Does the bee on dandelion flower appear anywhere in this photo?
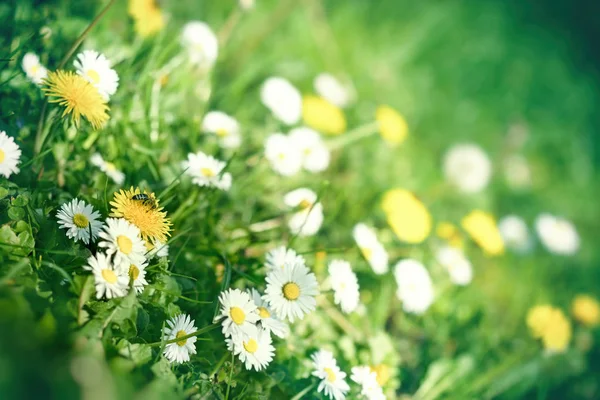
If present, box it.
[393,259,434,315]
[284,188,324,237]
[261,77,302,125]
[328,260,360,314]
[182,151,232,191]
[84,252,129,300]
[265,246,305,271]
[202,111,241,149]
[216,288,260,339]
[0,131,22,179]
[22,52,48,85]
[90,153,125,185]
[314,73,351,108]
[56,198,102,244]
[74,50,119,100]
[535,213,579,256]
[264,133,303,176]
[98,218,147,268]
[289,127,330,173]
[352,223,389,275]
[250,288,289,338]
[226,324,275,371]
[443,143,492,194]
[162,314,198,364]
[311,349,350,400]
[181,21,218,68]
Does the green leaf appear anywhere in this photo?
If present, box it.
[8,206,25,220]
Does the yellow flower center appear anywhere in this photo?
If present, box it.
[117,235,133,255]
[299,199,312,210]
[243,339,258,354]
[324,367,336,382]
[258,307,270,318]
[371,364,391,387]
[30,64,40,75]
[282,282,300,300]
[0,149,5,164]
[72,213,89,228]
[175,330,188,346]
[215,128,229,137]
[129,265,140,281]
[201,167,215,177]
[101,269,117,284]
[86,69,101,84]
[104,161,116,172]
[361,247,373,260]
[277,152,286,160]
[230,306,246,325]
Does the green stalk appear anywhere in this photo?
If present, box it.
[147,322,219,347]
[327,121,380,151]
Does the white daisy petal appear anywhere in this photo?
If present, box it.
[328,260,360,314]
[352,223,389,274]
[74,50,119,100]
[261,77,302,125]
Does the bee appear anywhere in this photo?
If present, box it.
[131,193,158,209]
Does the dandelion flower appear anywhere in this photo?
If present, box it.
[265,246,305,271]
[284,188,324,237]
[216,288,260,339]
[535,213,579,255]
[264,133,303,176]
[435,221,464,249]
[328,260,360,314]
[352,223,389,274]
[181,21,219,68]
[311,349,350,400]
[263,258,319,322]
[435,246,473,286]
[382,189,431,244]
[351,366,385,400]
[126,260,149,294]
[56,198,102,244]
[226,325,275,371]
[162,314,198,364]
[182,151,232,191]
[0,131,22,179]
[98,217,146,268]
[74,50,119,100]
[526,305,571,353]
[393,259,434,314]
[110,187,171,243]
[443,143,492,194]
[84,252,129,300]
[302,95,346,135]
[90,153,125,184]
[261,77,302,125]
[22,52,47,85]
[128,0,165,37]
[314,73,351,108]
[376,105,408,145]
[572,295,600,327]
[461,210,504,256]
[202,111,241,149]
[289,127,330,173]
[498,215,531,253]
[43,70,109,129]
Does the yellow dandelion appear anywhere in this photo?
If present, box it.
[382,189,431,244]
[302,95,347,135]
[435,221,464,249]
[110,187,171,242]
[376,105,408,145]
[43,70,109,129]
[128,0,165,37]
[461,210,504,256]
[527,305,571,352]
[572,295,600,327]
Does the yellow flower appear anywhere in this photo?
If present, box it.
[302,95,346,135]
[110,187,171,242]
[527,305,571,352]
[371,364,391,387]
[128,0,165,37]
[43,70,109,129]
[461,210,504,256]
[383,189,431,244]
[572,295,600,327]
[435,221,464,249]
[376,105,408,145]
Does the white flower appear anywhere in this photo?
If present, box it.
[498,215,531,253]
[263,258,319,322]
[0,131,21,179]
[261,77,302,125]
[328,260,360,314]
[249,289,289,338]
[226,324,275,371]
[352,223,389,275]
[535,213,580,255]
[162,314,198,364]
[393,259,434,314]
[264,133,303,176]
[202,111,241,149]
[98,218,147,268]
[265,246,305,271]
[182,151,232,191]
[90,153,125,184]
[239,0,255,10]
[148,238,169,259]
[84,252,129,300]
[289,127,330,173]
[350,366,385,400]
[284,188,324,237]
[181,21,218,67]
[314,73,350,108]
[22,52,47,85]
[74,50,119,100]
[435,246,473,286]
[311,350,350,400]
[124,260,149,294]
[56,198,103,244]
[443,143,492,193]
[216,288,260,339]
[503,154,531,190]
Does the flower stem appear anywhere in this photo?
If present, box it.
[290,382,316,400]
[327,121,380,151]
[147,322,220,347]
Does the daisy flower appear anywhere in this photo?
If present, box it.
[181,21,218,68]
[264,133,303,176]
[216,288,260,339]
[43,70,109,129]
[110,187,171,243]
[250,288,289,338]
[263,258,319,322]
[261,77,302,125]
[182,151,232,191]
[125,260,149,294]
[98,218,147,268]
[302,95,346,135]
[265,246,305,271]
[352,223,389,274]
[162,314,198,364]
[498,215,531,253]
[84,252,129,300]
[289,127,330,173]
[376,105,409,145]
[443,143,492,194]
[74,50,119,100]
[202,111,241,149]
[311,349,350,400]
[393,259,434,314]
[239,0,255,10]
[0,131,22,179]
[22,52,48,85]
[128,0,165,37]
[284,188,324,237]
[314,73,351,108]
[435,246,473,286]
[328,260,360,314]
[535,213,579,255]
[56,198,102,244]
[90,153,125,184]
[350,366,386,400]
[226,325,275,371]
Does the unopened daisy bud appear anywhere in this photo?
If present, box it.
[162,314,198,364]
